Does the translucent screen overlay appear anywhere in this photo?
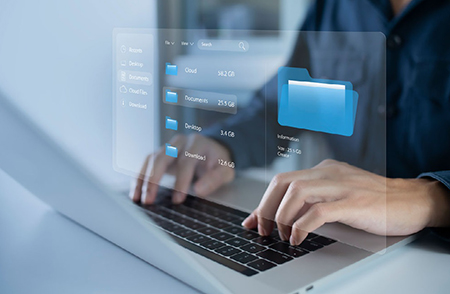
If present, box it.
[113,29,387,254]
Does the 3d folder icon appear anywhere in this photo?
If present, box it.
[165,90,178,103]
[165,143,178,158]
[165,63,178,75]
[278,67,359,137]
[165,116,178,131]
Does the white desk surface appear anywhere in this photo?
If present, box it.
[1,169,450,294]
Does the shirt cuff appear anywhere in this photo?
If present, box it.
[418,170,450,190]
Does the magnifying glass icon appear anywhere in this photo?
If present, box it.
[238,41,246,51]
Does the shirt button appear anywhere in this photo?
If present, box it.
[387,34,402,49]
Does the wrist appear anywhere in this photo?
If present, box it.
[423,179,450,228]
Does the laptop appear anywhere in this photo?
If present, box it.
[0,95,417,294]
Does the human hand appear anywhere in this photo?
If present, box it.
[242,159,450,246]
[132,134,235,204]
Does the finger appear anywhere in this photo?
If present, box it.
[256,170,326,236]
[290,201,344,246]
[242,211,258,229]
[141,151,177,204]
[142,136,187,204]
[172,156,198,204]
[275,180,348,241]
[193,165,234,197]
[133,155,151,202]
[242,210,274,236]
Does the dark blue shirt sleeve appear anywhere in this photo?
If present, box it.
[419,171,450,191]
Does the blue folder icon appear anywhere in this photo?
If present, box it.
[165,143,178,158]
[165,90,178,103]
[165,63,178,75]
[165,116,178,131]
[278,67,359,137]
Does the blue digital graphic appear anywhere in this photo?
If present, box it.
[165,63,178,75]
[165,143,178,158]
[278,67,359,137]
[165,90,178,103]
[165,116,178,131]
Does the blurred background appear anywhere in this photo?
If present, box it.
[0,0,312,189]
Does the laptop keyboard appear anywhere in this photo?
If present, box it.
[137,188,336,277]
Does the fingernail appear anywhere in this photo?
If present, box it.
[142,191,149,204]
[258,224,267,236]
[241,217,250,227]
[172,192,184,204]
[129,180,137,199]
[290,235,298,246]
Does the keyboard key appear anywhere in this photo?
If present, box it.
[209,220,230,229]
[171,234,257,276]
[299,240,323,252]
[188,201,207,212]
[240,243,265,254]
[229,219,245,226]
[198,217,216,225]
[211,232,234,242]
[142,205,162,213]
[311,236,336,246]
[256,249,293,264]
[252,236,278,246]
[150,217,164,225]
[186,234,212,244]
[171,205,189,214]
[269,242,308,258]
[201,240,225,250]
[221,214,241,223]
[197,227,220,236]
[161,212,178,221]
[205,208,227,219]
[159,221,183,232]
[170,215,185,223]
[173,228,197,238]
[155,209,172,218]
[223,226,245,235]
[184,211,203,220]
[306,233,319,240]
[215,246,242,257]
[225,237,249,247]
[183,221,206,231]
[231,252,258,264]
[269,230,282,241]
[176,217,196,227]
[237,230,259,240]
[247,259,276,272]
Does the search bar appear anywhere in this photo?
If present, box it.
[197,39,249,52]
